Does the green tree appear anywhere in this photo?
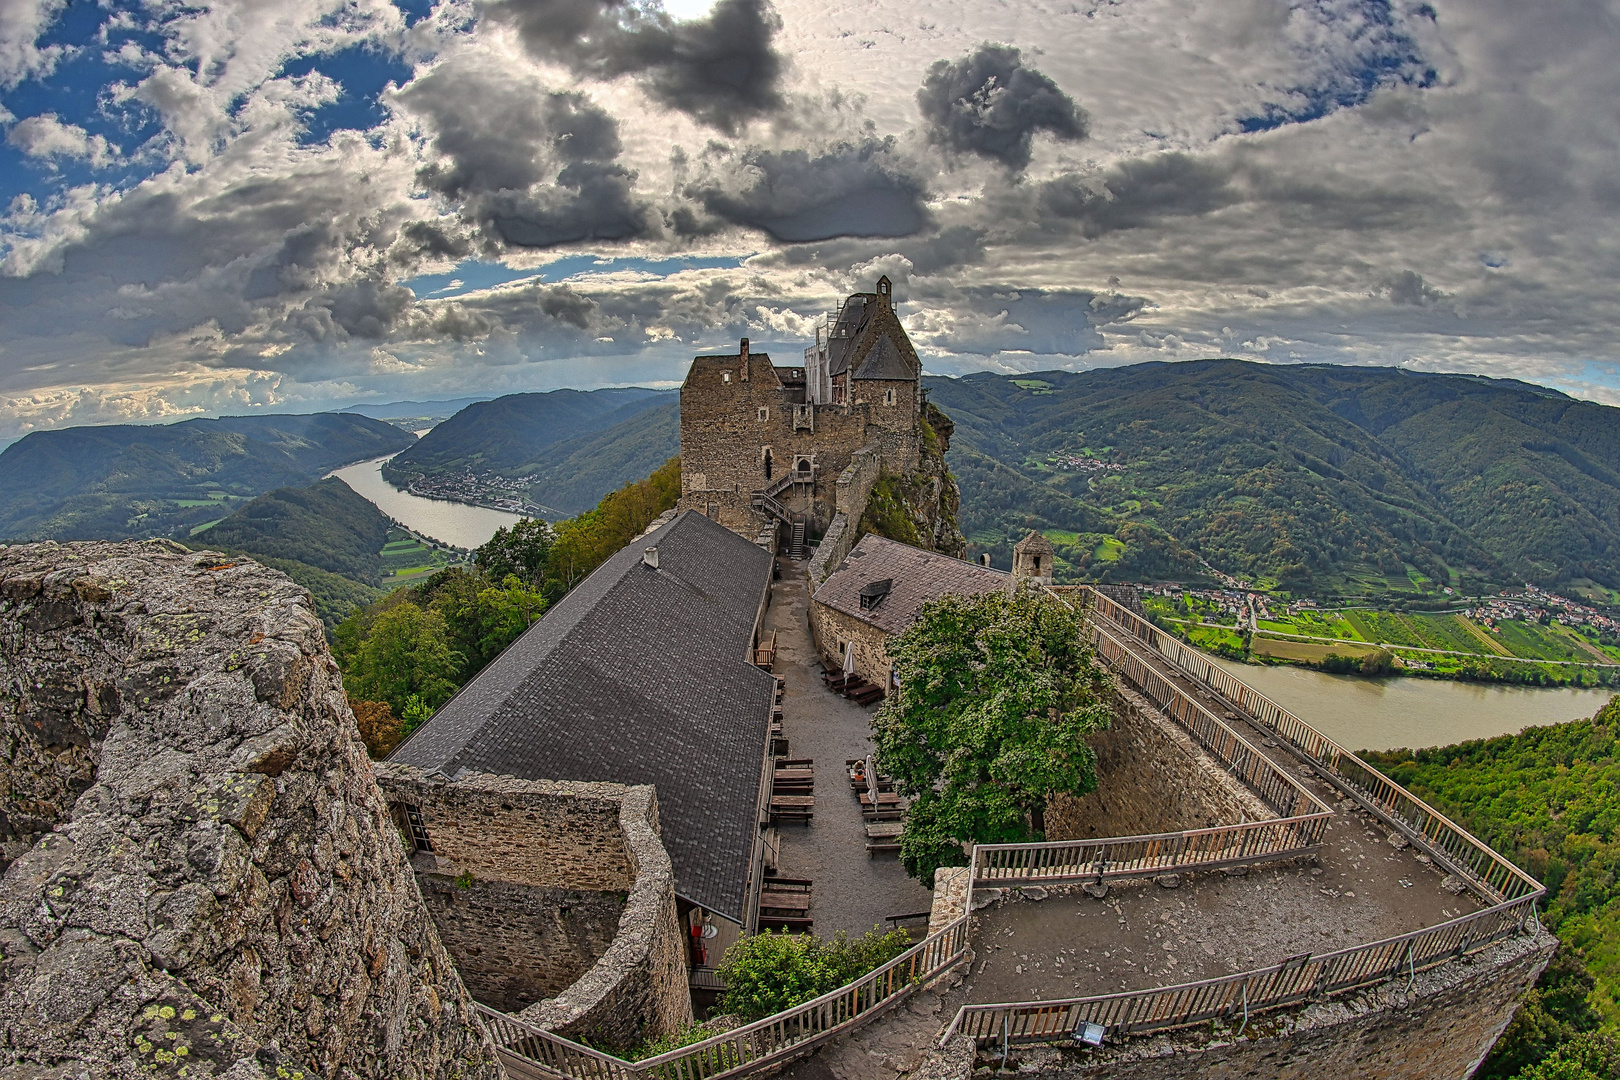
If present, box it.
[1480,949,1604,1079]
[341,602,464,721]
[477,517,555,588]
[873,585,1114,885]
[1513,1032,1620,1080]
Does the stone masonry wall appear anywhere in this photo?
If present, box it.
[836,447,882,517]
[1010,929,1555,1080]
[1046,685,1269,841]
[374,766,692,1053]
[416,876,624,1012]
[0,541,499,1079]
[808,600,893,682]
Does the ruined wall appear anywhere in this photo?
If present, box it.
[1000,930,1555,1080]
[1046,685,1269,841]
[416,876,624,1011]
[0,541,499,1079]
[375,767,692,1053]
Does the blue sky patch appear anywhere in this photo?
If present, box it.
[280,43,414,145]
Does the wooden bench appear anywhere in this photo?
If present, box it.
[758,915,813,934]
[865,819,903,857]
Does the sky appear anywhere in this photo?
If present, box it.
[0,0,1618,440]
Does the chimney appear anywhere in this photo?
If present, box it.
[643,546,659,569]
[739,337,749,380]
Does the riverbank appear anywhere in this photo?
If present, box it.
[1204,651,1615,751]
[327,455,524,550]
[1154,613,1620,689]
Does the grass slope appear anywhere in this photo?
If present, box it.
[0,413,413,542]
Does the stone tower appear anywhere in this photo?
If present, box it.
[1012,530,1055,587]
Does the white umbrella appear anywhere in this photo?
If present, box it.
[842,639,856,677]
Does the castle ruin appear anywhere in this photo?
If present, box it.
[678,277,930,574]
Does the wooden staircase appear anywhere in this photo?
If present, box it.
[788,516,807,559]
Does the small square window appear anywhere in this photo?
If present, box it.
[723,371,732,383]
[757,407,769,421]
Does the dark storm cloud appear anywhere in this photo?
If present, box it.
[683,139,928,242]
[485,0,785,134]
[1383,269,1447,306]
[394,62,652,250]
[1036,151,1240,236]
[917,43,1087,168]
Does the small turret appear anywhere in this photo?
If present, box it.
[1011,530,1055,587]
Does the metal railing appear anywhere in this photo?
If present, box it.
[1080,589,1543,906]
[973,815,1327,886]
[942,890,1540,1047]
[480,912,973,1080]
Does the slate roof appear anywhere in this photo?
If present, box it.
[826,295,871,376]
[391,510,775,922]
[853,334,914,380]
[813,534,1008,636]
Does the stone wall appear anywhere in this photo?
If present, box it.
[0,541,499,1079]
[416,876,625,1012]
[836,446,882,517]
[1000,930,1555,1080]
[1046,685,1269,841]
[374,766,692,1053]
[808,599,892,682]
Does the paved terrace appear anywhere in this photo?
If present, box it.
[766,560,935,937]
[970,610,1485,1002]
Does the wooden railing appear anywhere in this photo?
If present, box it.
[479,912,973,1080]
[1080,589,1543,906]
[942,890,1540,1047]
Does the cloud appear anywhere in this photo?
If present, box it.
[394,60,653,250]
[486,0,786,133]
[5,112,118,167]
[1382,269,1446,307]
[917,43,1087,168]
[682,138,928,242]
[1036,151,1240,237]
[0,0,65,88]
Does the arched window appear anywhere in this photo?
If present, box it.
[763,448,773,481]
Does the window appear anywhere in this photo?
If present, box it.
[757,407,769,421]
[763,448,773,481]
[723,371,732,383]
[884,388,896,406]
[403,805,433,852]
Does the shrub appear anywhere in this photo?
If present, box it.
[718,928,914,1021]
[350,699,403,758]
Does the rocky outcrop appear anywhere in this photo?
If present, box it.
[0,540,499,1079]
[858,401,967,559]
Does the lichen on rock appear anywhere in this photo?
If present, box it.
[0,540,499,1079]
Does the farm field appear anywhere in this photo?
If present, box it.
[380,528,462,580]
[1145,593,1620,686]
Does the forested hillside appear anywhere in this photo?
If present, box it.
[927,362,1620,600]
[202,477,392,584]
[383,387,671,486]
[0,413,413,542]
[516,399,679,516]
[1365,697,1620,1077]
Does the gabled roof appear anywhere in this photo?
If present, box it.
[854,335,913,381]
[813,534,1008,636]
[826,295,872,377]
[391,511,775,922]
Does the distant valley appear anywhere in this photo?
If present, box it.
[0,413,413,543]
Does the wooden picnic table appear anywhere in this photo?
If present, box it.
[864,821,904,839]
[770,795,815,809]
[773,768,813,782]
[758,891,811,913]
[860,791,902,810]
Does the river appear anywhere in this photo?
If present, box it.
[1207,654,1614,752]
[327,454,524,550]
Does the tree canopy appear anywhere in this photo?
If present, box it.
[873,585,1114,884]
